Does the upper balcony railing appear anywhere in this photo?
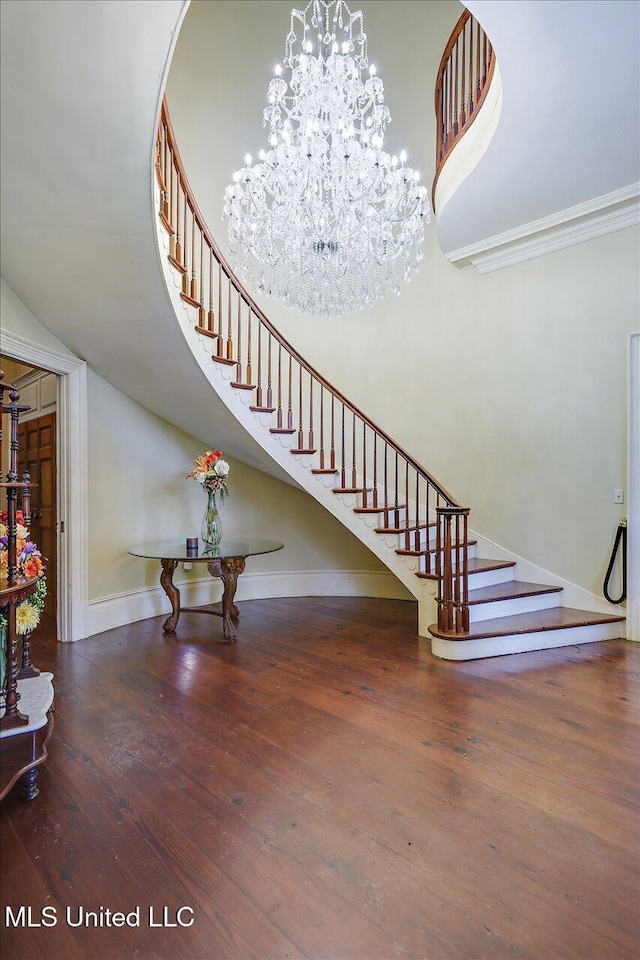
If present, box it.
[433,9,496,209]
[156,99,471,637]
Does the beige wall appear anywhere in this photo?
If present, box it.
[1,278,392,608]
[166,0,638,597]
[88,370,390,600]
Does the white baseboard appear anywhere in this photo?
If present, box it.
[86,568,412,637]
[628,599,639,643]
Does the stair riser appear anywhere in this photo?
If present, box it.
[431,619,624,661]
[420,543,477,572]
[469,591,560,623]
[466,566,515,589]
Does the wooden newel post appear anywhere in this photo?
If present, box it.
[436,506,470,636]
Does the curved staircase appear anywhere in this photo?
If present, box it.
[153,89,624,660]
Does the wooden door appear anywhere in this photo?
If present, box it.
[18,414,56,619]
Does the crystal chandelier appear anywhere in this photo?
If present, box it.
[223,0,430,319]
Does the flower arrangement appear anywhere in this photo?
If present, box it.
[0,509,47,635]
[186,449,230,500]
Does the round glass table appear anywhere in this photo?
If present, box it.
[129,538,284,642]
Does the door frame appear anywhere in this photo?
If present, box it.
[2,330,88,642]
[628,332,640,642]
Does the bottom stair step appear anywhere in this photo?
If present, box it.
[430,606,625,641]
[429,607,625,661]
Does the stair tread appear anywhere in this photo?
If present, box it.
[416,557,516,580]
[376,522,435,534]
[195,325,219,340]
[467,580,563,605]
[354,504,406,514]
[333,487,372,494]
[429,606,625,641]
[180,292,202,309]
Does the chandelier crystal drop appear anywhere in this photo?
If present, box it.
[222,0,431,319]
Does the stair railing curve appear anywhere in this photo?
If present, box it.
[156,97,470,637]
[432,9,496,212]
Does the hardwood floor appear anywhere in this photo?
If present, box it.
[1,598,638,960]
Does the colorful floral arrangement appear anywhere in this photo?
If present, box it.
[0,509,47,635]
[186,449,230,499]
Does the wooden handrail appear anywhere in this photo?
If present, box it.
[156,98,471,637]
[161,102,459,508]
[432,10,496,211]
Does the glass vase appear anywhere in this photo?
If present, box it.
[201,488,223,547]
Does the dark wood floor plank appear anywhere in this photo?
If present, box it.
[239,696,637,957]
[100,648,636,952]
[2,598,638,960]
[0,808,86,960]
[48,728,302,960]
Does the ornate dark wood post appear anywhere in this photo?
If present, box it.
[436,506,470,636]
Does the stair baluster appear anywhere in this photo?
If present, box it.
[157,100,472,639]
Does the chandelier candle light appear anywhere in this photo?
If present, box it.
[223,0,430,319]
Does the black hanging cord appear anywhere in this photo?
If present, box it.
[603,519,627,604]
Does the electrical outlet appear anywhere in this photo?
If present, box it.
[613,489,624,504]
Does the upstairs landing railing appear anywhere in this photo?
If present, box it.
[156,99,470,637]
[433,9,496,209]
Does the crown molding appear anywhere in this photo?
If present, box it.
[445,182,640,274]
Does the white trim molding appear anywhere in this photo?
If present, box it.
[446,182,640,274]
[87,569,411,637]
[1,331,89,642]
[628,332,640,642]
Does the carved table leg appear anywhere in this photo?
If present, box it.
[1,611,28,730]
[18,629,40,680]
[207,557,245,642]
[160,559,180,632]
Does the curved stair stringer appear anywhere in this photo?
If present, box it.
[155,210,626,658]
[154,204,438,629]
[434,59,503,221]
[152,101,625,660]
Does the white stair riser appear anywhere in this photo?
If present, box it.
[469,591,561,623]
[431,620,624,661]
[420,543,477,572]
[466,566,515,589]
[410,530,461,550]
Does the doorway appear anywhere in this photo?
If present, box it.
[1,332,88,643]
[19,413,57,620]
[1,357,58,631]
